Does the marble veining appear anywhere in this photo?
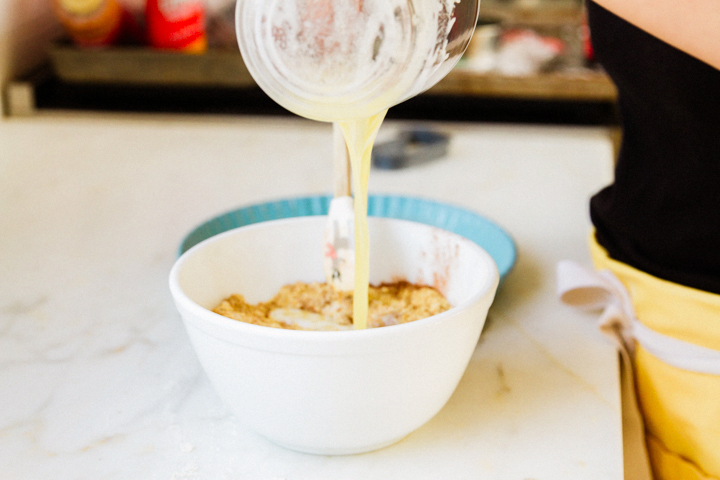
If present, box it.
[1,114,620,479]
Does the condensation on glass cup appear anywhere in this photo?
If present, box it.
[235,0,480,122]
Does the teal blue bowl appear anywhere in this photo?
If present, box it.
[179,194,516,280]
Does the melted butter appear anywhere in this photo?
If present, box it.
[339,110,387,330]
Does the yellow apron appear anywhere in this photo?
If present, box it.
[589,237,720,480]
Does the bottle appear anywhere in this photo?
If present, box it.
[52,0,143,47]
[146,0,207,53]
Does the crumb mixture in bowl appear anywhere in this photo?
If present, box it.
[213,281,452,331]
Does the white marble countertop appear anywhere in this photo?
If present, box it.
[0,112,619,479]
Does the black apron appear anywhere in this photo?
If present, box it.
[587,0,720,294]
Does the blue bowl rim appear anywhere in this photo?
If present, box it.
[178,194,516,279]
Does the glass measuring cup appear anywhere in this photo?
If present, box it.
[235,0,480,122]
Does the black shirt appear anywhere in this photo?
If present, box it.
[587,1,720,294]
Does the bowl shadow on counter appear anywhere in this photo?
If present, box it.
[383,253,585,452]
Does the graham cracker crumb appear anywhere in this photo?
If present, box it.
[212,281,451,331]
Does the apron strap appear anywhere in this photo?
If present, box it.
[557,260,653,480]
[558,260,720,375]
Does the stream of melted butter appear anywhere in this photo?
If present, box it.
[338,110,388,329]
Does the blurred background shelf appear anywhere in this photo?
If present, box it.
[6,0,619,125]
[44,42,616,100]
[430,69,616,101]
[47,44,255,88]
[8,46,617,125]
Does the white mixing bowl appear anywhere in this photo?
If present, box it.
[169,216,499,455]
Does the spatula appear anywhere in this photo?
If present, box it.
[322,123,355,291]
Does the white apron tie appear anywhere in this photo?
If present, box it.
[557,260,720,375]
[557,260,720,480]
[557,260,649,480]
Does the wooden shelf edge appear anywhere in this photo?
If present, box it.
[48,45,255,87]
[430,69,617,101]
